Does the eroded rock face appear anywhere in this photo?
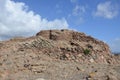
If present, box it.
[0,29,120,80]
[36,29,113,63]
[36,29,110,53]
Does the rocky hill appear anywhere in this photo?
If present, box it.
[0,29,120,80]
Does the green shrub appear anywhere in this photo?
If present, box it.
[84,49,90,55]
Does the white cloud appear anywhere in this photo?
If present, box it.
[73,5,86,16]
[94,1,119,19]
[109,38,120,52]
[68,5,86,25]
[0,0,69,40]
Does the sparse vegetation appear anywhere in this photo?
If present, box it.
[84,49,90,55]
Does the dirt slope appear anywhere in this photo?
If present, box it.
[0,29,120,80]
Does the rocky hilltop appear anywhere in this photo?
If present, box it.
[0,29,120,80]
[36,29,117,64]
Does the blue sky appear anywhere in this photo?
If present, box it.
[0,0,120,52]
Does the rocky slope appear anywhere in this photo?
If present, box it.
[0,29,120,80]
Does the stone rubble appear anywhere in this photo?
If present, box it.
[0,29,120,80]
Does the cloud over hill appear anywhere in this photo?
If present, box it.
[0,0,69,40]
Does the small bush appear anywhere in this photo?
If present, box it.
[84,49,90,55]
